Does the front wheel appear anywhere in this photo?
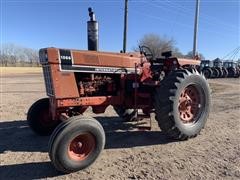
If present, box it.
[154,69,211,140]
[27,98,60,136]
[48,116,105,173]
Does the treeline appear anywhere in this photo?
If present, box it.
[0,43,39,67]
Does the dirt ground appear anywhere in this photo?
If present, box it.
[0,71,239,180]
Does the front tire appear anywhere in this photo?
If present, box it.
[154,69,211,140]
[48,116,105,173]
[27,98,60,136]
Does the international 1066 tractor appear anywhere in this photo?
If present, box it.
[27,8,211,173]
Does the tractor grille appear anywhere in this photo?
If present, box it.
[39,49,48,64]
[42,65,54,96]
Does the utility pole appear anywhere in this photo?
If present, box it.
[123,0,128,53]
[193,0,200,58]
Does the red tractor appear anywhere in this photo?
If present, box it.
[27,9,211,173]
[27,47,211,173]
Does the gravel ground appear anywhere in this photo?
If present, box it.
[0,72,239,180]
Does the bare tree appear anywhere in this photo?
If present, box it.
[9,55,17,66]
[0,54,8,66]
[135,33,184,59]
[0,49,3,66]
[0,43,39,66]
[185,51,205,60]
[24,48,38,66]
[172,47,185,58]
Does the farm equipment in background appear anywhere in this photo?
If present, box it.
[220,47,240,78]
[200,59,240,79]
[237,61,240,73]
[213,58,228,78]
[223,61,240,78]
[200,60,220,78]
[27,8,211,173]
[200,60,212,78]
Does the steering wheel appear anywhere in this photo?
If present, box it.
[139,46,154,61]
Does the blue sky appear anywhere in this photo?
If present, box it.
[1,0,239,59]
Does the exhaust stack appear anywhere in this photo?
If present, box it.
[87,7,98,51]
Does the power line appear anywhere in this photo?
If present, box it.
[229,47,240,61]
[130,7,193,29]
[131,2,238,38]
[222,47,240,60]
[162,0,238,30]
[153,0,238,32]
[146,1,237,34]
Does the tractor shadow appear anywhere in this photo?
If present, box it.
[95,116,176,149]
[0,120,49,153]
[0,117,175,153]
[0,162,61,180]
[0,117,176,179]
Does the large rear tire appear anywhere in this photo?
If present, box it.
[27,98,60,136]
[48,115,105,173]
[211,67,219,78]
[154,69,211,140]
[202,67,212,79]
[234,68,240,78]
[216,67,223,78]
[222,67,228,78]
[227,67,236,77]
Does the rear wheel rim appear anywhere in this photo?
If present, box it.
[178,85,202,124]
[68,133,96,161]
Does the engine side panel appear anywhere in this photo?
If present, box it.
[40,47,200,110]
[45,48,141,72]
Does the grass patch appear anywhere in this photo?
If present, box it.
[0,67,42,75]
